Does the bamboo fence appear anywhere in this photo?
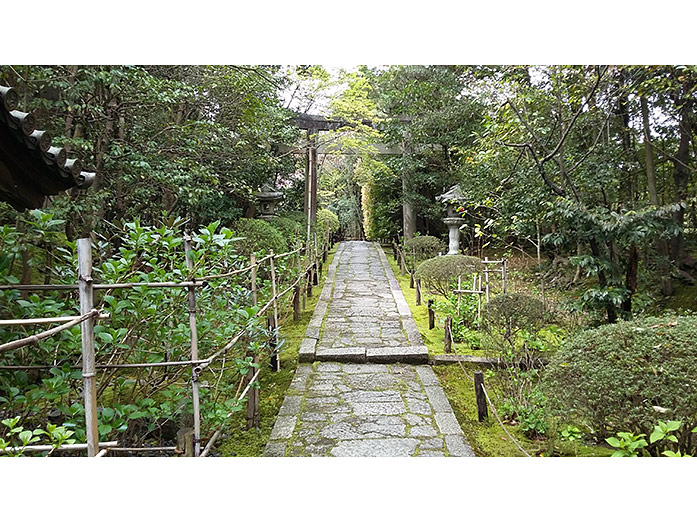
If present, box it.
[0,230,327,458]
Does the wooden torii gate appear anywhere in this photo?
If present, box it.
[289,113,413,242]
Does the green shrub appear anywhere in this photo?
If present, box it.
[542,314,697,449]
[404,235,447,270]
[317,208,340,234]
[414,255,482,298]
[230,218,287,257]
[485,293,546,335]
[270,216,303,244]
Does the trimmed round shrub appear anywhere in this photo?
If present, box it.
[414,255,482,298]
[230,218,287,257]
[404,235,447,269]
[317,208,340,234]
[484,293,546,334]
[542,314,697,443]
[270,216,303,244]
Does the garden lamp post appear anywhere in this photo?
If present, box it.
[256,183,283,220]
[437,185,466,255]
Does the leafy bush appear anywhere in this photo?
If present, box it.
[485,293,546,336]
[270,216,303,245]
[317,208,340,235]
[404,235,447,269]
[542,314,697,452]
[414,255,482,298]
[230,218,287,257]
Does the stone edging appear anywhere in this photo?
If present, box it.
[298,242,344,363]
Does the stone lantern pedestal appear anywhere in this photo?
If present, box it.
[437,185,467,255]
[443,216,466,255]
[256,183,283,220]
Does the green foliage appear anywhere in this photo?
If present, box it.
[230,218,287,257]
[485,293,547,336]
[543,315,697,453]
[404,235,447,269]
[270,216,303,244]
[415,255,482,298]
[605,421,694,457]
[316,208,340,234]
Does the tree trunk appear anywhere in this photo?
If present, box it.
[641,96,673,295]
[670,94,693,263]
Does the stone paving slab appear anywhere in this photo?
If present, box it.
[264,362,475,457]
[299,241,427,363]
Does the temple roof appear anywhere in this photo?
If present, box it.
[0,85,95,211]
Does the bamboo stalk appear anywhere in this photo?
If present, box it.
[0,309,99,353]
[0,313,109,327]
[250,253,258,306]
[77,238,99,458]
[184,235,201,457]
[108,446,177,452]
[0,441,118,455]
[269,251,280,372]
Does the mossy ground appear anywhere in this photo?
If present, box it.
[382,245,612,457]
[217,247,336,456]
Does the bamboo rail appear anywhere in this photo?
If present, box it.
[0,309,100,353]
[1,234,327,458]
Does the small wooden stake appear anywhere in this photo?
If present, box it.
[474,371,488,422]
[293,284,301,321]
[176,427,195,457]
[312,263,319,286]
[184,235,201,457]
[444,316,453,353]
[428,299,435,329]
[268,315,279,372]
[415,278,421,306]
[246,339,259,430]
[77,238,99,457]
[410,271,415,289]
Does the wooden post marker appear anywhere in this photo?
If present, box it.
[444,316,453,353]
[77,238,99,457]
[415,278,421,306]
[176,427,195,457]
[428,299,435,330]
[293,284,301,321]
[474,371,488,422]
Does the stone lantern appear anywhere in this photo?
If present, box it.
[256,183,283,220]
[436,185,467,255]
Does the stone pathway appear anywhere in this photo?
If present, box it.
[265,241,474,457]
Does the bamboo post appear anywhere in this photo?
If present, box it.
[184,235,201,457]
[245,336,259,429]
[428,299,435,329]
[474,371,488,422]
[484,256,490,303]
[269,251,280,372]
[477,274,482,322]
[400,250,406,276]
[444,316,453,353]
[415,278,421,306]
[77,238,99,457]
[298,242,306,309]
[502,259,507,294]
[250,253,258,306]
